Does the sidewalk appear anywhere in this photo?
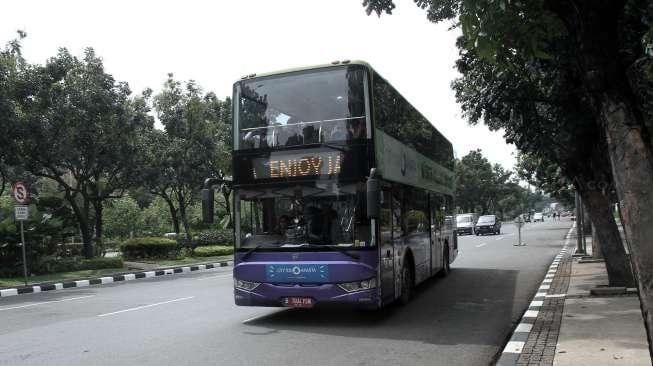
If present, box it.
[554,246,650,365]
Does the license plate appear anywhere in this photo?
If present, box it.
[282,297,314,308]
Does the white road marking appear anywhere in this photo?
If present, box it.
[542,278,553,284]
[534,292,547,298]
[503,341,525,353]
[75,280,90,287]
[0,289,18,297]
[476,243,487,248]
[97,296,195,317]
[495,236,503,241]
[196,274,233,281]
[529,300,544,308]
[545,294,566,298]
[539,284,551,290]
[0,295,95,312]
[523,310,539,318]
[515,323,533,332]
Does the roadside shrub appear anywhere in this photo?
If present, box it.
[32,256,124,275]
[120,237,178,260]
[193,245,233,257]
[194,230,233,247]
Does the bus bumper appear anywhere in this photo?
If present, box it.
[234,284,379,309]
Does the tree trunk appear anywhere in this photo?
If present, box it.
[580,184,634,287]
[162,195,180,234]
[601,95,653,355]
[221,188,232,228]
[178,195,192,241]
[93,201,104,256]
[63,190,94,258]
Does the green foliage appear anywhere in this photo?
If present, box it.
[194,230,233,247]
[104,195,143,240]
[141,196,174,236]
[120,237,178,260]
[32,256,123,275]
[193,245,233,257]
[455,149,547,219]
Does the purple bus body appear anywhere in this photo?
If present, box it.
[233,250,380,309]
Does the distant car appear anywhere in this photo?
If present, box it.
[456,213,477,235]
[533,213,544,222]
[475,215,501,235]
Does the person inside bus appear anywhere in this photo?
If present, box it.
[275,215,291,235]
[347,118,366,140]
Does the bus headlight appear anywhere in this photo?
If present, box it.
[338,278,377,293]
[234,279,261,291]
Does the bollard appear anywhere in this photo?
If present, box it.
[514,215,525,246]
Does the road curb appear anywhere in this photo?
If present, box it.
[496,224,575,366]
[0,260,234,298]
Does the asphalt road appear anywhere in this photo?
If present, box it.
[0,219,572,366]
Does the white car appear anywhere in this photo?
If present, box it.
[533,213,544,222]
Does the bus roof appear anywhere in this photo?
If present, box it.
[238,60,372,81]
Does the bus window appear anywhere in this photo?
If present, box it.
[236,67,366,150]
[406,188,428,235]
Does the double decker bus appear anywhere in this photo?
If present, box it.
[203,61,457,309]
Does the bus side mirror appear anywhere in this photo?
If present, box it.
[366,172,380,219]
[202,188,214,224]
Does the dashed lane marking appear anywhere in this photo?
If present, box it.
[196,274,233,281]
[0,295,95,312]
[97,296,195,317]
[476,243,487,248]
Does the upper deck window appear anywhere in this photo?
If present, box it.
[236,67,367,150]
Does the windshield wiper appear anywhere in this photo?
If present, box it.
[241,245,263,261]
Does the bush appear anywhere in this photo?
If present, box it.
[32,256,124,275]
[194,230,233,247]
[121,237,178,260]
[193,245,233,257]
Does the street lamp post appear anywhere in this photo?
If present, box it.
[575,191,587,255]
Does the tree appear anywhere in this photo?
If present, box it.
[455,149,537,219]
[364,0,653,355]
[13,47,151,257]
[363,0,653,350]
[143,76,230,240]
[103,195,142,240]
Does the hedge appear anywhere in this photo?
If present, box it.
[33,256,124,275]
[194,230,233,247]
[193,245,233,257]
[121,237,178,260]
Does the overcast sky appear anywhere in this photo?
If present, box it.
[2,0,518,170]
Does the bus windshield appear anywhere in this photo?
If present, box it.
[236,183,371,248]
[236,67,367,150]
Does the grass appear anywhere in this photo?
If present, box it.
[130,254,233,267]
[0,267,127,288]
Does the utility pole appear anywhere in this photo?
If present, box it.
[574,191,587,256]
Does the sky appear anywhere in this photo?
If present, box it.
[1,0,518,170]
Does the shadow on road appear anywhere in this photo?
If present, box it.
[244,267,519,348]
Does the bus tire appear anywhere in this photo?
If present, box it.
[439,247,450,277]
[399,263,414,305]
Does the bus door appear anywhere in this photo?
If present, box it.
[379,188,395,304]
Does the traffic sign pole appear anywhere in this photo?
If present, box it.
[20,221,27,286]
[12,182,30,286]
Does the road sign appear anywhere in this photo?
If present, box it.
[14,205,29,221]
[12,182,29,204]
